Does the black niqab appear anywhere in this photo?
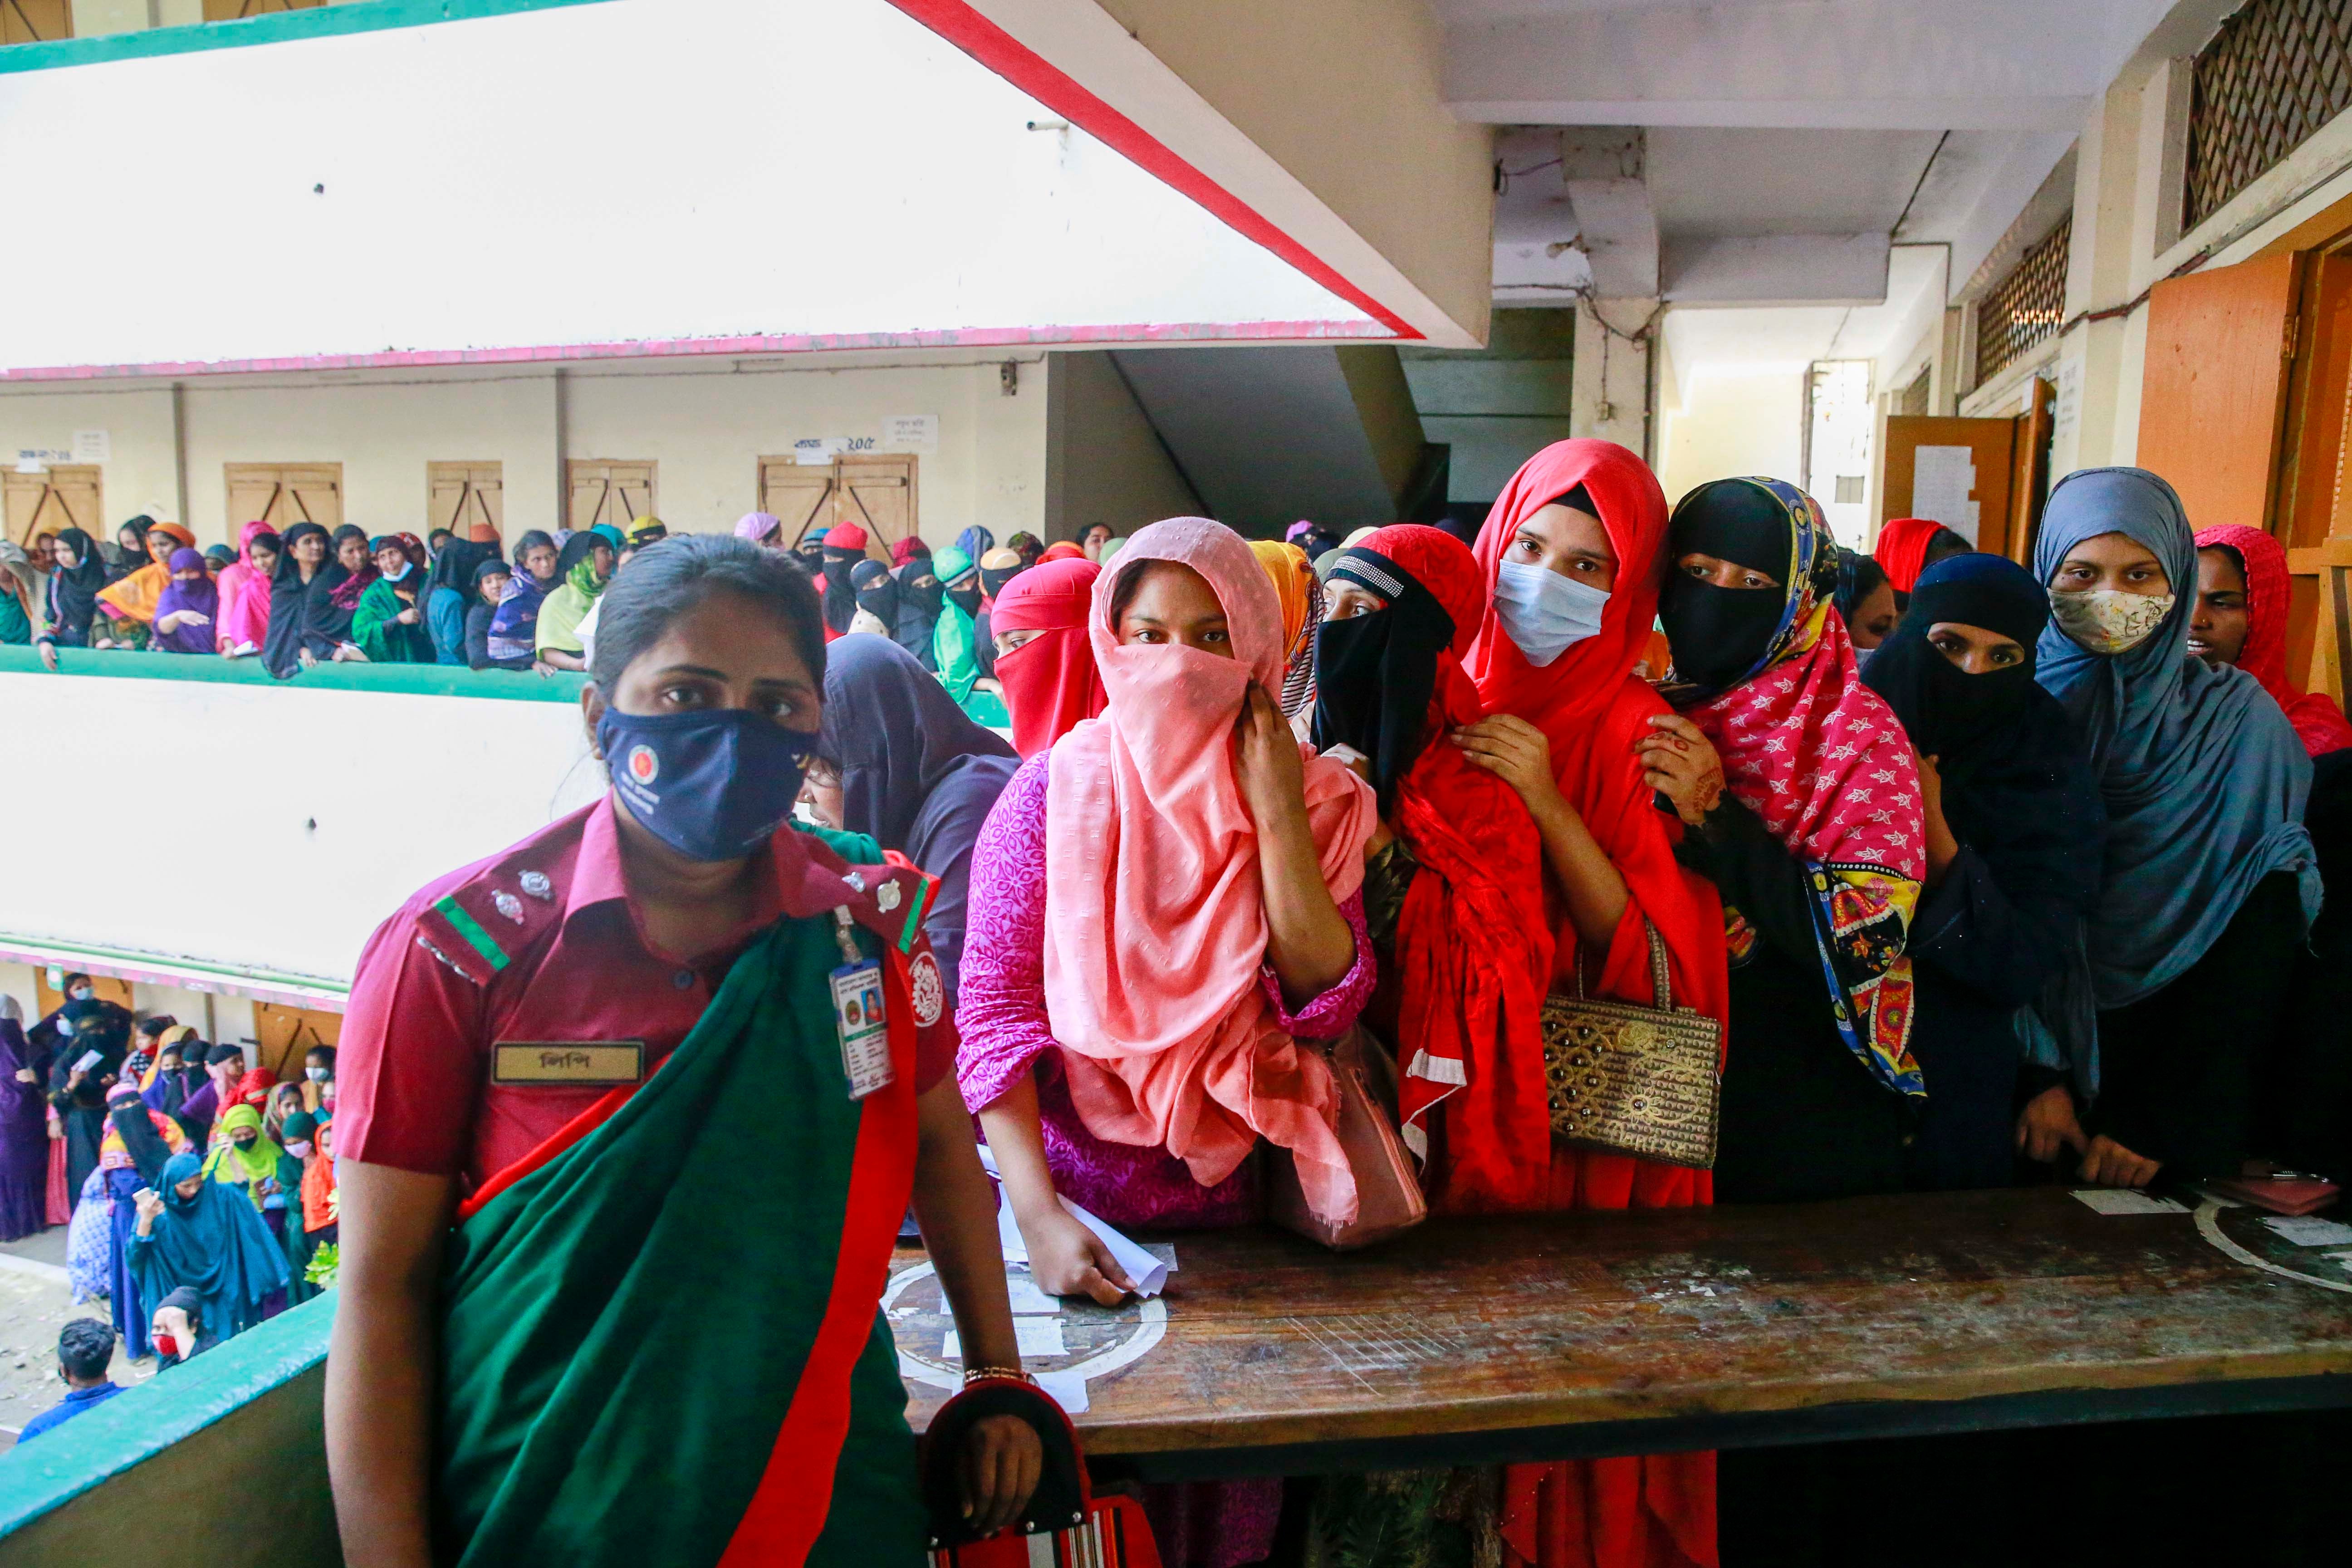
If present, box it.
[1312,546,1458,814]
[823,547,863,633]
[891,560,943,671]
[1660,479,1797,696]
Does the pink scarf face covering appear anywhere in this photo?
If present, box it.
[1041,518,1374,1224]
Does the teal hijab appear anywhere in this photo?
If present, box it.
[2032,467,2318,1006]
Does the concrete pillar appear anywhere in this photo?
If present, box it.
[1574,296,1656,458]
[2053,69,2158,479]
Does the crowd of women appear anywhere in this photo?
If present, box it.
[24,434,2342,1564]
[0,991,341,1373]
[4,511,678,677]
[751,441,2348,1568]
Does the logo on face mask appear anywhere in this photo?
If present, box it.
[2050,587,2172,656]
[597,707,814,862]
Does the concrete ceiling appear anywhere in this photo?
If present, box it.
[1437,0,2234,375]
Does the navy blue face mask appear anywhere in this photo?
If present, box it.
[596,706,816,862]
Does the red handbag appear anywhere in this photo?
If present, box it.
[1264,1025,1429,1251]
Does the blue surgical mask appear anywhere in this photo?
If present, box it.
[1493,559,1610,666]
[596,706,815,862]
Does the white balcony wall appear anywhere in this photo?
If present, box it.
[0,671,603,988]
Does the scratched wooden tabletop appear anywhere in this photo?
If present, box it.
[889,1186,2352,1466]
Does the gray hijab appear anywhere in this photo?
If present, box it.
[2032,467,2318,1008]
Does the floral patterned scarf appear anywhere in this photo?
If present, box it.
[1666,478,1926,1097]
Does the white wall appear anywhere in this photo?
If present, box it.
[0,673,603,985]
[0,354,1047,550]
[182,371,563,543]
[566,358,1046,544]
[0,384,182,527]
[1657,371,1804,507]
[1045,350,1200,540]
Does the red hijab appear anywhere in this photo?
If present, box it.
[1464,439,1729,1212]
[1038,540,1085,564]
[990,558,1106,757]
[1873,515,1943,593]
[890,536,930,568]
[1466,443,1722,1568]
[1340,527,1554,1214]
[2195,524,2352,757]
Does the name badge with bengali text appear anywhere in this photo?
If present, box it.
[492,1042,646,1087]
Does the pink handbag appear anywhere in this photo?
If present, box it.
[1265,1026,1428,1250]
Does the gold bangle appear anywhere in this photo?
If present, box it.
[961,1365,1033,1385]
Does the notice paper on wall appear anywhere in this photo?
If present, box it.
[1911,445,1981,544]
[881,413,939,452]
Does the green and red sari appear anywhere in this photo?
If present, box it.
[434,830,926,1568]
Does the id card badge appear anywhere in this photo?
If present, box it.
[831,960,893,1099]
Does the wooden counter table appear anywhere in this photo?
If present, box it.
[888,1186,2352,1481]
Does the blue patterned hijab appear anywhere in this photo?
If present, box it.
[2032,467,2318,1006]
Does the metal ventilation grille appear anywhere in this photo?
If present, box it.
[1897,368,1931,417]
[2185,0,2352,233]
[1975,215,2071,388]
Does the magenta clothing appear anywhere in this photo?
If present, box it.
[957,752,1373,1230]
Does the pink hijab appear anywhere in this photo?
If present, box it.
[216,520,275,653]
[1043,518,1377,1224]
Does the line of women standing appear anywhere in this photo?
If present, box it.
[932,445,2330,1568]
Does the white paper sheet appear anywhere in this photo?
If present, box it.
[1003,1273,1063,1315]
[2263,1215,2352,1247]
[1910,445,1981,544]
[2071,1188,2186,1215]
[979,1144,1177,1296]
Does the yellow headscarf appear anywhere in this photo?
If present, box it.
[95,522,196,625]
[202,1104,285,1207]
[1248,539,1314,655]
[1248,538,1322,716]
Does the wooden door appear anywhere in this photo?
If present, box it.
[567,461,655,534]
[1,0,71,44]
[757,457,838,550]
[2007,378,2056,568]
[1879,417,2017,559]
[201,0,322,17]
[836,455,918,556]
[2273,251,2352,694]
[253,1002,339,1083]
[225,463,343,534]
[428,462,504,543]
[32,970,133,1023]
[4,465,102,547]
[2138,254,2300,534]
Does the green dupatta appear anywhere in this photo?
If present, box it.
[932,600,1010,729]
[353,575,436,663]
[436,827,924,1568]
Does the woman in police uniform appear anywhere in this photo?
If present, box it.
[324,535,1038,1568]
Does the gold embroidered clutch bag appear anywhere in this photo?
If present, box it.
[1539,923,1723,1169]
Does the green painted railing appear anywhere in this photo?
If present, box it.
[0,1294,339,1564]
[0,0,615,76]
[0,644,586,703]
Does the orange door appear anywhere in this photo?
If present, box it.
[2138,253,2299,534]
[1880,417,2017,559]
